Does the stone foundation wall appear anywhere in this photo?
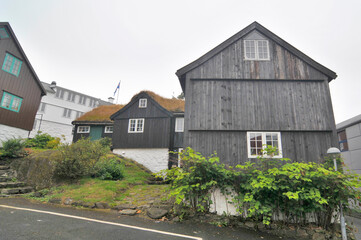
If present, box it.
[0,124,29,146]
[113,148,169,173]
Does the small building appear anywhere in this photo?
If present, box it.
[176,22,338,165]
[29,81,112,143]
[0,22,46,144]
[336,114,361,175]
[72,104,124,142]
[111,91,184,172]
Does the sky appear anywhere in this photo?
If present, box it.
[1,0,360,123]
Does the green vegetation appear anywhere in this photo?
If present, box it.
[94,157,125,180]
[25,132,61,149]
[159,147,361,229]
[1,138,26,158]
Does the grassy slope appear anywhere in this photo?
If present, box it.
[32,155,169,207]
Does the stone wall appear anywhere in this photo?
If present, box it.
[29,120,73,143]
[0,124,29,146]
[113,148,169,173]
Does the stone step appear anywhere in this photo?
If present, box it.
[0,187,33,195]
[0,177,12,182]
[0,182,25,188]
[0,169,15,178]
[0,165,10,170]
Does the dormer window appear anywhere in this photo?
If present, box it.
[139,98,147,108]
[244,40,269,60]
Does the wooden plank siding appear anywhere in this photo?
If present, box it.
[0,25,43,131]
[72,124,113,142]
[180,28,338,164]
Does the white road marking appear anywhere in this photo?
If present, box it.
[0,205,202,240]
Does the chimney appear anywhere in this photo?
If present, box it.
[108,97,114,104]
[50,81,57,89]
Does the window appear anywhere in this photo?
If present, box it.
[128,119,144,133]
[105,126,113,133]
[175,118,184,132]
[62,108,72,118]
[2,53,22,76]
[338,130,349,152]
[139,98,147,108]
[247,132,282,158]
[38,102,46,112]
[75,111,83,119]
[1,92,22,112]
[55,89,65,99]
[0,28,9,39]
[244,40,269,60]
[77,126,90,133]
[33,119,38,130]
[78,95,87,105]
[67,92,75,102]
[89,99,94,107]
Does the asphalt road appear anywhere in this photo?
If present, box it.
[0,198,281,240]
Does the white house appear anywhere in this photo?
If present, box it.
[29,81,112,143]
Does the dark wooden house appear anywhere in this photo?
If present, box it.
[110,91,185,172]
[0,22,46,143]
[72,104,124,142]
[176,22,338,165]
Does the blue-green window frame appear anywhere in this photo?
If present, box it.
[2,53,23,77]
[0,28,9,39]
[0,92,23,113]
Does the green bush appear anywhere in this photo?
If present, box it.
[25,133,60,149]
[98,137,112,150]
[160,147,361,229]
[54,138,108,179]
[95,157,125,180]
[1,138,26,158]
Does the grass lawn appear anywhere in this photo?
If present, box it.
[29,155,169,207]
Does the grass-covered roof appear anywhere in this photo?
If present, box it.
[74,104,124,122]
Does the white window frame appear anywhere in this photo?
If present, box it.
[175,118,184,132]
[139,98,147,108]
[62,108,72,118]
[128,118,144,133]
[77,126,90,133]
[104,126,113,133]
[247,132,282,158]
[244,40,270,61]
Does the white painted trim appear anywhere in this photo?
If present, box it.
[244,40,270,61]
[77,125,90,133]
[138,98,147,108]
[175,118,184,132]
[104,126,113,133]
[0,205,202,240]
[128,118,144,133]
[247,132,282,158]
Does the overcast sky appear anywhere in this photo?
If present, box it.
[1,0,360,123]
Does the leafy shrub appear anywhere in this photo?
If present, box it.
[54,138,108,179]
[98,137,112,150]
[161,147,361,229]
[1,138,26,158]
[95,157,125,180]
[25,133,60,149]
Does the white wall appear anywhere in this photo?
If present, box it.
[30,119,73,143]
[0,124,29,146]
[113,148,169,173]
[341,122,361,175]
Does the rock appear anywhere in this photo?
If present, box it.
[245,221,256,229]
[71,201,82,207]
[147,208,168,219]
[119,209,137,216]
[173,216,180,222]
[296,229,309,239]
[312,232,326,240]
[257,223,266,230]
[64,198,73,205]
[81,203,94,208]
[112,204,137,210]
[138,205,150,209]
[48,198,61,204]
[32,192,43,198]
[95,202,110,209]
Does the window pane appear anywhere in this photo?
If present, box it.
[0,28,9,38]
[137,119,144,131]
[1,93,11,108]
[11,97,21,111]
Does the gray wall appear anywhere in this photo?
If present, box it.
[339,123,361,174]
[182,30,338,164]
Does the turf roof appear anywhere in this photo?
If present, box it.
[74,104,124,122]
[133,91,185,112]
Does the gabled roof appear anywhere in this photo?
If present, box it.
[111,91,185,120]
[0,22,46,96]
[72,104,124,124]
[176,21,337,91]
